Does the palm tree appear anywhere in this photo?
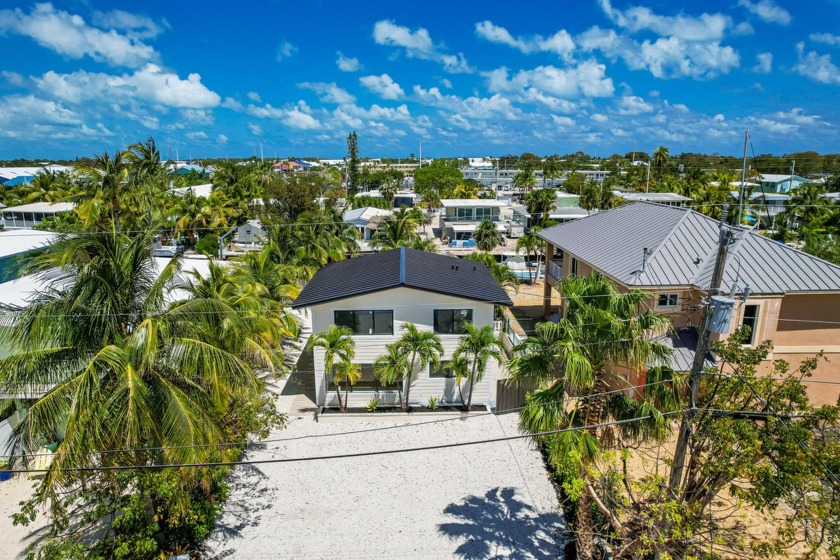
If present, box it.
[516,229,542,284]
[508,273,673,559]
[309,325,355,412]
[513,168,537,193]
[453,323,503,410]
[450,355,470,406]
[371,207,421,250]
[541,155,562,188]
[473,219,503,252]
[174,190,213,244]
[395,323,443,410]
[464,252,519,292]
[525,188,556,227]
[652,146,670,180]
[74,150,132,231]
[374,343,408,408]
[409,237,437,253]
[0,231,261,495]
[333,361,362,412]
[20,170,73,204]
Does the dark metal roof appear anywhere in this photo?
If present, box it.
[292,247,513,308]
[538,202,840,295]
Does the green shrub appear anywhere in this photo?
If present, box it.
[195,235,219,257]
[365,398,378,412]
[427,396,438,410]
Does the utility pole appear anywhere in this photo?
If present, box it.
[668,204,733,495]
[738,130,749,226]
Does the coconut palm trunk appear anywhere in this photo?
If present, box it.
[576,490,596,560]
[465,360,479,410]
[333,368,344,411]
[403,350,417,410]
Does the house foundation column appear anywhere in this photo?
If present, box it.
[543,241,554,318]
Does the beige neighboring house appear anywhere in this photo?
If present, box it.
[291,248,513,409]
[537,202,840,405]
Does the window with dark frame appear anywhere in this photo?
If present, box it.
[657,293,679,307]
[570,258,578,275]
[328,364,399,392]
[741,304,760,344]
[334,310,394,335]
[433,309,473,334]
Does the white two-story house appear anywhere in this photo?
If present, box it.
[291,248,513,409]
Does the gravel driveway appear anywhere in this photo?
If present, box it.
[204,385,565,559]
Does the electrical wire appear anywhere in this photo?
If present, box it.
[3,412,688,474]
[0,377,682,460]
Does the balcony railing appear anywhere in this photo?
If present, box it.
[548,260,563,279]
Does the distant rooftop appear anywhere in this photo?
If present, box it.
[0,230,59,259]
[441,199,507,208]
[2,202,76,213]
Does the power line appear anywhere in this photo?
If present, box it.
[4,412,688,474]
[0,377,681,461]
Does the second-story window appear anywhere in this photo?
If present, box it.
[434,309,473,334]
[334,310,394,335]
[475,207,492,220]
[657,293,679,307]
[456,207,474,221]
[570,258,578,276]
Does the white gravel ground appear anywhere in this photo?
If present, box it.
[204,385,566,559]
[0,475,51,560]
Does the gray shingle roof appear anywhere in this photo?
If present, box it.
[292,247,513,308]
[538,202,840,295]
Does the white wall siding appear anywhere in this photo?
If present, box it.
[309,287,499,408]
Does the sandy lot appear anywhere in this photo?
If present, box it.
[0,475,51,560]
[204,391,565,559]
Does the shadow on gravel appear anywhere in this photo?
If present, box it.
[438,486,565,559]
[203,464,277,559]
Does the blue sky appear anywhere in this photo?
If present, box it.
[1,0,839,159]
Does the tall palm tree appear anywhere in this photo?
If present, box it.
[395,323,443,410]
[309,325,355,412]
[652,146,670,180]
[516,229,543,284]
[525,188,556,227]
[74,150,132,231]
[513,168,537,193]
[453,323,503,410]
[541,155,562,188]
[0,231,261,496]
[508,273,673,559]
[473,219,503,252]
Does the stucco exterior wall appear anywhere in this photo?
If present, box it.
[309,287,498,408]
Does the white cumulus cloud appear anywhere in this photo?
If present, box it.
[810,33,840,47]
[373,20,471,73]
[298,82,356,104]
[793,42,840,84]
[753,52,773,73]
[34,64,221,109]
[737,0,791,25]
[275,41,297,61]
[359,74,405,100]
[91,9,168,39]
[336,51,361,72]
[0,3,158,67]
[474,21,575,60]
